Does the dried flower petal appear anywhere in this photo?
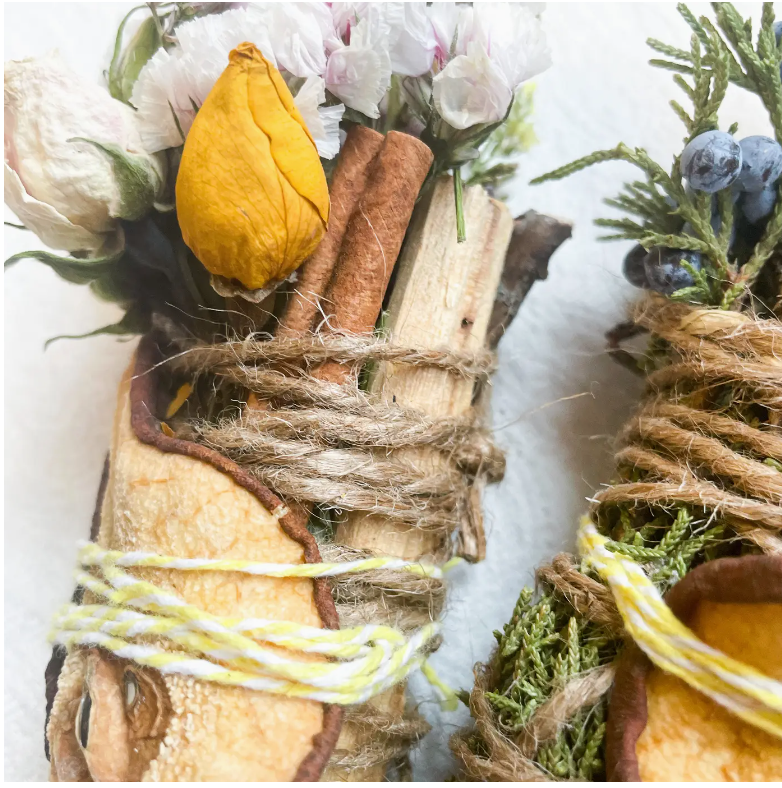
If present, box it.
[176,44,329,290]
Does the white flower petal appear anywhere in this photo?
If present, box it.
[466,3,551,88]
[388,3,436,77]
[432,42,512,130]
[315,104,345,159]
[256,2,332,77]
[324,12,391,118]
[130,49,193,152]
[427,3,460,65]
[293,76,344,159]
[131,8,277,153]
[4,163,105,252]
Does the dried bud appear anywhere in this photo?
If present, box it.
[175,43,329,290]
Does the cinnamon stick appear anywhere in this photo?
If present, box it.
[315,131,434,384]
[278,125,385,338]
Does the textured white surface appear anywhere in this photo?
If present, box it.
[3,2,773,782]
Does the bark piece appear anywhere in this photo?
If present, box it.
[486,210,572,349]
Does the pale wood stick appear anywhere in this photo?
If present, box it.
[335,177,513,558]
[462,210,572,560]
[328,177,514,779]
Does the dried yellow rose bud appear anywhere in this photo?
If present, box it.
[176,42,329,290]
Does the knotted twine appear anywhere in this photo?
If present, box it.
[159,327,505,773]
[452,294,782,780]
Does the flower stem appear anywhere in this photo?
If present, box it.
[453,167,466,243]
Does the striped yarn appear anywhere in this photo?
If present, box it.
[578,517,782,739]
[50,543,457,707]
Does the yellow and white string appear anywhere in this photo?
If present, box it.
[50,542,459,708]
[578,516,782,739]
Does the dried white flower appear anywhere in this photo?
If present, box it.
[324,8,391,119]
[474,3,551,89]
[257,2,333,77]
[293,76,345,159]
[432,42,512,129]
[4,51,159,252]
[427,2,460,66]
[433,3,550,129]
[387,3,436,77]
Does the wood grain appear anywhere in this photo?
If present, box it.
[329,177,514,779]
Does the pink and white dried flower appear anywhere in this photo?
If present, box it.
[324,7,392,119]
[132,5,344,158]
[433,2,551,129]
[258,2,332,77]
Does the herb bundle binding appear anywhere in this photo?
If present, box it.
[4,3,569,782]
[453,3,782,782]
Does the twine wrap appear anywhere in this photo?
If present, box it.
[164,332,504,539]
[453,294,782,780]
[158,327,504,772]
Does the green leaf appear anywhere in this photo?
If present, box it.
[453,167,466,243]
[4,245,123,286]
[69,138,160,221]
[108,6,159,104]
[44,306,149,349]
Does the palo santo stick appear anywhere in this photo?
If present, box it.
[336,177,513,559]
[278,126,385,338]
[315,130,434,384]
[461,210,572,560]
[329,178,513,780]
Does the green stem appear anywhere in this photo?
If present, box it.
[453,167,466,243]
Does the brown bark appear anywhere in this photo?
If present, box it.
[486,210,572,349]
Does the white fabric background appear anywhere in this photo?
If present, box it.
[4,2,774,781]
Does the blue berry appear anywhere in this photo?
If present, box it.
[681,131,742,193]
[736,136,782,192]
[741,186,777,224]
[643,248,702,295]
[623,244,649,288]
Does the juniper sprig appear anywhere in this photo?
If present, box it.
[531,2,782,309]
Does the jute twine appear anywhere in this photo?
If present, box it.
[160,327,503,773]
[451,294,782,780]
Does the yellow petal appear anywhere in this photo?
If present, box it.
[176,43,329,290]
[165,382,193,419]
